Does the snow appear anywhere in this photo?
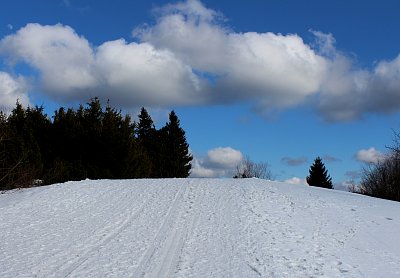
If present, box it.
[1,178,400,277]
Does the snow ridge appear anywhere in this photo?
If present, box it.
[1,179,400,277]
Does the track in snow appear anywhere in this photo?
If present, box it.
[1,178,400,277]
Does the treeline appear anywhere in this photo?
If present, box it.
[355,132,400,202]
[0,98,192,190]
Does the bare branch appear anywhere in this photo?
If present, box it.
[234,155,272,179]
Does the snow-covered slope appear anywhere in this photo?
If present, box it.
[1,179,400,277]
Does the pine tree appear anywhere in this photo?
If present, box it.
[136,107,157,177]
[306,156,333,189]
[161,111,193,178]
[137,107,155,140]
[83,97,104,178]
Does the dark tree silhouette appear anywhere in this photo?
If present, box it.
[0,99,193,189]
[306,156,333,189]
[358,132,400,201]
[160,111,193,178]
[136,107,157,177]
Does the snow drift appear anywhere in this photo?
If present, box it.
[1,178,400,277]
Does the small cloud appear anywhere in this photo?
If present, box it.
[7,24,13,30]
[309,29,336,57]
[190,157,217,178]
[322,155,341,162]
[345,170,361,180]
[284,177,307,186]
[63,0,71,7]
[355,147,385,164]
[0,72,30,112]
[281,156,308,166]
[190,146,243,178]
[334,181,352,192]
[207,147,243,169]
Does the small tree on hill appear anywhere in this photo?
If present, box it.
[306,156,333,189]
[234,156,272,179]
[357,131,400,201]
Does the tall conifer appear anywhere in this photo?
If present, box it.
[162,111,192,178]
[306,156,333,189]
[136,107,156,177]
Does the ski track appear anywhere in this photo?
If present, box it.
[1,178,400,277]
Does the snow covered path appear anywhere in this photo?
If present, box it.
[1,179,400,277]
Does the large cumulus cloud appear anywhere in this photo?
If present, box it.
[0,23,205,107]
[134,1,326,111]
[0,0,400,121]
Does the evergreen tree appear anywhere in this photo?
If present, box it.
[161,111,193,178]
[1,99,193,188]
[83,97,104,178]
[306,156,333,189]
[136,107,157,177]
[136,107,155,140]
[119,115,150,178]
[3,102,46,188]
[48,106,87,183]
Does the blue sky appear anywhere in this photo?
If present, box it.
[1,0,400,187]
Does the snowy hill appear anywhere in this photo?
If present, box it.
[1,179,400,277]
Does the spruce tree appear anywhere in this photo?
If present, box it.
[161,111,193,178]
[136,107,157,177]
[306,156,333,189]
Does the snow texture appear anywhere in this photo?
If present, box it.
[1,178,400,277]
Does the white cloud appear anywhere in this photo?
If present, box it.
[190,156,218,178]
[135,0,400,120]
[0,23,96,98]
[207,147,243,168]
[333,181,351,192]
[355,147,385,164]
[284,177,307,186]
[313,30,400,121]
[190,146,243,178]
[0,72,30,112]
[135,1,326,111]
[95,39,206,107]
[1,1,400,121]
[0,23,205,108]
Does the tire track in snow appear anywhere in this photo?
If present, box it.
[40,182,169,277]
[133,181,189,277]
[29,181,138,276]
[173,180,252,277]
[152,181,206,277]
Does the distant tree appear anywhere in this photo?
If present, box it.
[1,99,193,189]
[234,156,272,179]
[136,107,157,177]
[119,116,151,179]
[136,107,155,141]
[1,102,47,189]
[0,112,21,190]
[83,97,104,178]
[357,132,400,201]
[160,111,193,178]
[306,156,333,189]
[47,106,87,183]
